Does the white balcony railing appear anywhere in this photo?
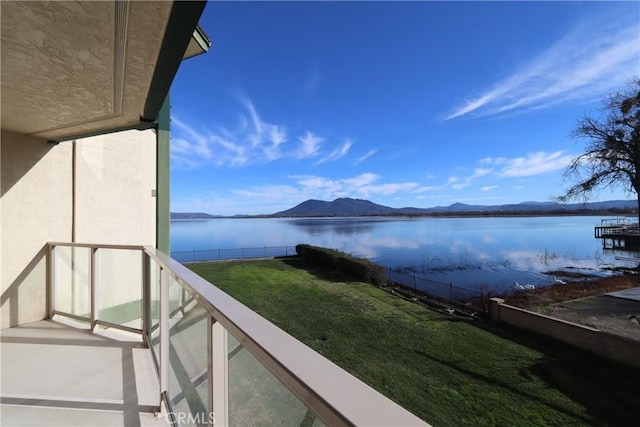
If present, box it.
[47,242,428,427]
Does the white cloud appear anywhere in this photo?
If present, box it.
[240,98,289,160]
[360,182,420,197]
[481,185,498,192]
[296,132,324,159]
[171,117,248,167]
[471,168,492,179]
[445,16,640,120]
[446,167,493,191]
[223,172,423,212]
[354,148,378,165]
[342,172,379,187]
[315,139,353,164]
[412,185,445,193]
[499,151,573,177]
[451,182,470,191]
[480,157,508,166]
[172,99,354,168]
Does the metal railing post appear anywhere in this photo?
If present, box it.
[91,247,98,330]
[179,285,185,313]
[160,268,169,395]
[142,251,150,342]
[211,320,228,427]
[207,314,214,427]
[48,244,54,318]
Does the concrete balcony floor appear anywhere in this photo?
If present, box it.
[1,317,169,427]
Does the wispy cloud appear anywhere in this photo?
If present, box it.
[171,117,248,167]
[445,16,640,120]
[341,172,378,188]
[412,185,446,193]
[296,132,324,159]
[354,148,378,165]
[172,99,354,168]
[484,151,573,177]
[481,185,498,192]
[315,139,353,164]
[243,172,422,202]
[447,168,492,190]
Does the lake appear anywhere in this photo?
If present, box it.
[171,215,638,294]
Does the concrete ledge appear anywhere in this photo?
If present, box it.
[489,298,640,370]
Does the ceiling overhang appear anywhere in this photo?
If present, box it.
[0,0,208,142]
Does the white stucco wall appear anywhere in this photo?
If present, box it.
[1,128,157,329]
[1,130,73,328]
[73,130,156,328]
[74,129,156,245]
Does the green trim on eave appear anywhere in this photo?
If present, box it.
[192,24,212,52]
[156,95,171,253]
[142,1,207,123]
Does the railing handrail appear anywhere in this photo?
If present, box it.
[49,241,145,250]
[143,246,427,426]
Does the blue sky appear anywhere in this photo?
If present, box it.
[170,1,640,216]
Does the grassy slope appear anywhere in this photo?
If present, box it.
[188,258,640,427]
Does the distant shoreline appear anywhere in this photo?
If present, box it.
[172,197,637,220]
[171,209,637,221]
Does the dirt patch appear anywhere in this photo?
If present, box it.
[548,295,640,342]
[502,271,640,310]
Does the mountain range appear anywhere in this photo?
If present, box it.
[272,198,636,217]
[171,198,636,219]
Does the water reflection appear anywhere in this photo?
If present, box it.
[171,216,638,294]
[284,217,381,236]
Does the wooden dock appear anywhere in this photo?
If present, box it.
[594,218,640,249]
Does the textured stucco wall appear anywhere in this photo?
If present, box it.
[74,129,156,245]
[1,129,157,329]
[1,131,73,328]
[1,1,173,140]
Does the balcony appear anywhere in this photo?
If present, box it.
[1,243,427,426]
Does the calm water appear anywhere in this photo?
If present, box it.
[171,216,637,294]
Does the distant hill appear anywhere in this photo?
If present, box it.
[274,198,398,217]
[273,197,636,217]
[170,212,221,220]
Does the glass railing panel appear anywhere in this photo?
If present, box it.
[169,275,183,314]
[96,248,143,329]
[53,245,91,319]
[227,334,324,426]
[168,295,209,426]
[148,258,162,364]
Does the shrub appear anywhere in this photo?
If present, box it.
[295,244,386,286]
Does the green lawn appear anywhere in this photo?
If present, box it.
[188,258,640,427]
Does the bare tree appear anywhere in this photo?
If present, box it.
[558,78,640,222]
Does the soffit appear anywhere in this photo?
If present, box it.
[0,1,173,140]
